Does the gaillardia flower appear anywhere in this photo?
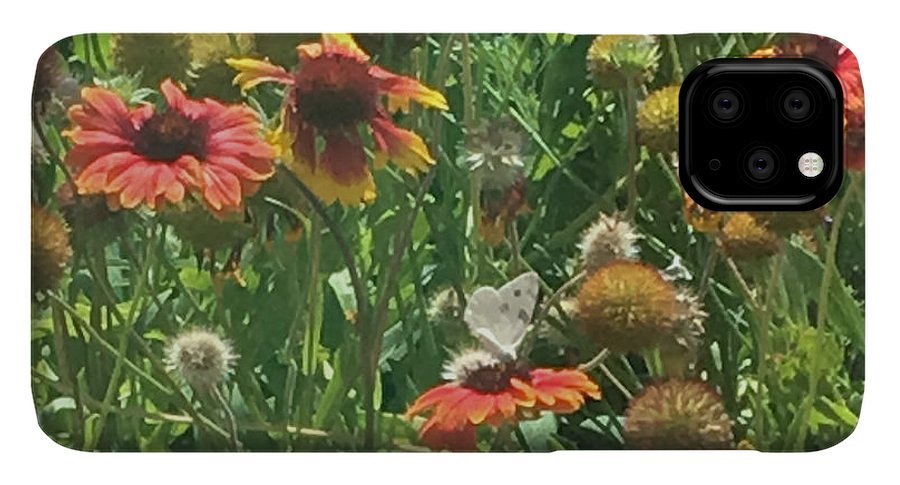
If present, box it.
[576,260,704,354]
[587,35,659,89]
[228,34,448,205]
[637,85,680,154]
[719,212,780,260]
[32,204,73,297]
[64,79,275,214]
[165,328,237,391]
[624,379,733,449]
[580,212,641,274]
[406,349,601,451]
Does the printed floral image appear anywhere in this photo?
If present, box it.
[31,33,863,452]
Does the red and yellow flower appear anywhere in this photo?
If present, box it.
[406,349,601,451]
[227,34,448,205]
[64,79,275,214]
[752,35,864,170]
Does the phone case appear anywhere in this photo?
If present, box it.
[31,33,864,452]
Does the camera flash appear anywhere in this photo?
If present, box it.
[798,152,824,178]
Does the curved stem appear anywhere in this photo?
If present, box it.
[279,165,368,322]
[213,386,243,451]
[791,176,859,449]
[623,78,640,220]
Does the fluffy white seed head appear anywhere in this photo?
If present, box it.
[165,328,237,391]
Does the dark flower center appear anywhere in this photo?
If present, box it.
[294,54,378,131]
[462,361,531,393]
[134,110,207,162]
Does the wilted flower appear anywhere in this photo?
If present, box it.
[464,118,530,246]
[465,117,528,190]
[32,204,73,297]
[576,260,704,354]
[165,328,237,391]
[587,35,659,89]
[719,212,780,260]
[478,174,529,246]
[637,85,680,154]
[164,203,254,251]
[580,212,641,274]
[407,349,601,451]
[624,379,734,449]
[64,79,275,214]
[228,34,448,205]
[33,46,66,115]
[112,34,193,86]
[682,193,724,234]
[56,182,125,250]
[753,209,826,236]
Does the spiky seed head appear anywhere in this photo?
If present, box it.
[575,260,679,353]
[637,85,680,154]
[587,35,660,89]
[32,204,72,297]
[719,212,781,260]
[625,379,734,449]
[580,213,641,274]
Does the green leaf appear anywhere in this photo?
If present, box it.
[517,412,558,451]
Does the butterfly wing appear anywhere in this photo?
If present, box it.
[464,272,540,360]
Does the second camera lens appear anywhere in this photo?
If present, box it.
[710,89,742,122]
[781,88,814,121]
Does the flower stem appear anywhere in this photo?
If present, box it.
[623,78,640,220]
[665,35,684,82]
[85,225,159,451]
[298,213,324,431]
[791,176,859,449]
[213,386,243,451]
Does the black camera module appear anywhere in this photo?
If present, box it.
[781,87,814,121]
[709,88,742,122]
[745,148,778,183]
[680,57,843,210]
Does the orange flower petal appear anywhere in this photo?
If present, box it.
[161,79,205,119]
[226,57,294,92]
[370,65,449,111]
[69,87,135,137]
[201,163,243,211]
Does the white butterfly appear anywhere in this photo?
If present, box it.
[463,272,540,361]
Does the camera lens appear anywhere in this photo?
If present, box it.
[745,149,778,182]
[781,88,813,121]
[709,89,742,121]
